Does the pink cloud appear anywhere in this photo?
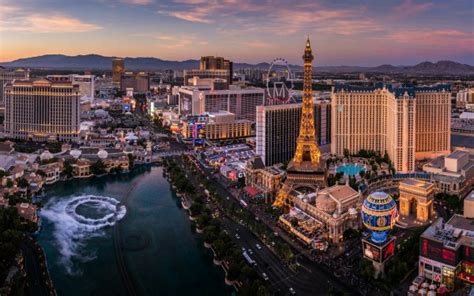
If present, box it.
[389,29,473,45]
[121,0,153,5]
[0,13,102,33]
[392,0,434,19]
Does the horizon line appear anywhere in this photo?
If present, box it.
[1,53,472,68]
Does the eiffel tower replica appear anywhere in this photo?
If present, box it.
[273,38,327,208]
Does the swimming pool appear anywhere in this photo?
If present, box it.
[336,164,366,176]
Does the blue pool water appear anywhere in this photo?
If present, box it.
[336,164,366,176]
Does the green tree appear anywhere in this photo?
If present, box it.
[63,161,74,178]
[127,153,135,168]
[17,178,29,188]
[91,160,106,175]
[343,149,350,158]
[36,170,47,177]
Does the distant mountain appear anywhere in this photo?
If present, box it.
[1,54,473,75]
[0,54,200,71]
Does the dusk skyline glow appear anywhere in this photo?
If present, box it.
[0,0,473,66]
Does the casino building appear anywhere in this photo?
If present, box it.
[331,84,451,172]
[4,78,81,142]
[418,215,474,289]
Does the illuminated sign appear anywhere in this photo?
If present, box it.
[382,240,395,262]
[363,237,396,263]
[464,246,474,261]
[363,241,381,262]
[421,239,461,266]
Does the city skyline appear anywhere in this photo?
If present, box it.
[1,0,473,66]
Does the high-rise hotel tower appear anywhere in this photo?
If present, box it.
[331,84,451,172]
[273,38,327,208]
[4,78,81,142]
[256,100,331,166]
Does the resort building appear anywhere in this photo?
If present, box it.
[184,56,233,88]
[0,67,30,105]
[112,58,124,86]
[72,159,92,178]
[177,84,264,122]
[120,72,150,93]
[180,111,252,142]
[46,74,95,98]
[256,99,331,166]
[4,78,81,142]
[418,215,474,289]
[244,156,285,202]
[292,185,362,243]
[422,150,474,197]
[39,162,62,184]
[104,156,129,173]
[331,84,451,173]
[456,88,474,109]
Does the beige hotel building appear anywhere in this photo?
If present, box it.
[331,85,451,172]
[4,78,81,142]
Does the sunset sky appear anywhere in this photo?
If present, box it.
[0,0,473,66]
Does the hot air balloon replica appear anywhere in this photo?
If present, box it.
[361,191,398,278]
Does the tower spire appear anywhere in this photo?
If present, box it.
[293,37,320,166]
[273,38,327,209]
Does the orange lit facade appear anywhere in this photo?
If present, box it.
[112,58,124,86]
[331,85,451,172]
[4,78,80,142]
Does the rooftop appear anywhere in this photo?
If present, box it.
[400,178,434,190]
[334,83,451,98]
[447,214,474,232]
[422,215,474,249]
[447,150,468,160]
[320,185,359,203]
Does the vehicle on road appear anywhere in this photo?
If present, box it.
[235,233,240,239]
[262,272,269,281]
[256,243,262,250]
[242,251,256,266]
[289,287,296,295]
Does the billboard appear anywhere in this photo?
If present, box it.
[192,123,205,147]
[382,239,395,262]
[421,238,461,266]
[363,240,381,262]
[464,246,474,261]
[363,237,396,263]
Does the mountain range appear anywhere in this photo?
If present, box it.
[1,54,473,75]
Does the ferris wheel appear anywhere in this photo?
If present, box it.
[265,58,295,105]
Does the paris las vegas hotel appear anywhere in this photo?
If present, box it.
[331,84,451,172]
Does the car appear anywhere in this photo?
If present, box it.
[262,272,269,281]
[235,234,240,239]
[248,249,253,255]
[289,287,296,295]
[256,243,262,250]
[241,247,246,252]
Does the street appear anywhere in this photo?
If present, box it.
[176,154,357,295]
